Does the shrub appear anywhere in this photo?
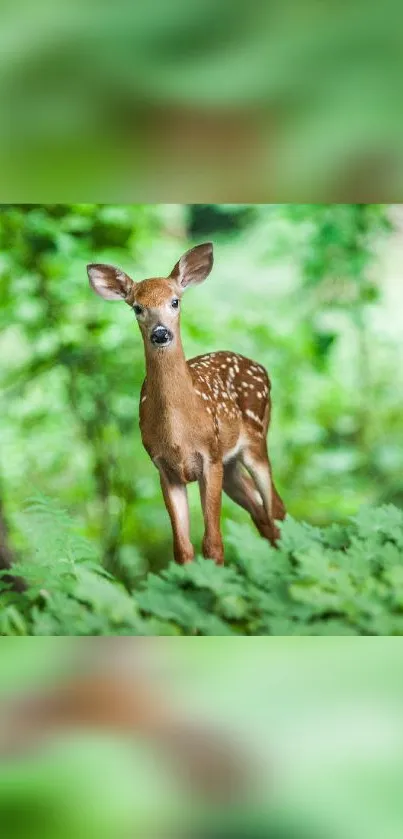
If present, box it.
[1,497,403,636]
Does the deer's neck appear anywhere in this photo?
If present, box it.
[144,338,193,410]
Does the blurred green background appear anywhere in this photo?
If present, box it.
[0,203,402,585]
[2,1,403,198]
[1,638,403,839]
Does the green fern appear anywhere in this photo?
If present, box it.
[1,497,403,635]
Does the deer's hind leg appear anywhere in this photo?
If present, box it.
[223,458,278,544]
[240,439,285,545]
[269,461,286,522]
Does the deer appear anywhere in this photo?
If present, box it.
[87,243,285,566]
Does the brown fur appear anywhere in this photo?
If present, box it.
[88,244,285,565]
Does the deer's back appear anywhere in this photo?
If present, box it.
[187,351,271,438]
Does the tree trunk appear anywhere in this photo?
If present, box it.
[0,494,26,593]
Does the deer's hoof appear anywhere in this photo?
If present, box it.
[202,538,224,566]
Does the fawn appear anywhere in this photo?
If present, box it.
[88,243,285,565]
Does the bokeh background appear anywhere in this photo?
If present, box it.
[1,0,403,199]
[1,638,403,839]
[1,203,402,585]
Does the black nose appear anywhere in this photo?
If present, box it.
[151,325,172,345]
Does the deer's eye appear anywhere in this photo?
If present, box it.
[171,298,179,309]
[133,304,143,316]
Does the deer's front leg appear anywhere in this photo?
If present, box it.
[159,472,194,564]
[199,459,224,565]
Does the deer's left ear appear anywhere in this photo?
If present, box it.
[170,243,213,290]
[87,263,135,302]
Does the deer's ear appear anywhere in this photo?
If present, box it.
[170,243,213,290]
[87,264,135,302]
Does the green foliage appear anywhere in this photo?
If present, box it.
[240,203,402,522]
[2,497,403,636]
[0,204,172,580]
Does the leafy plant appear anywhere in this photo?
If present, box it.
[1,497,403,636]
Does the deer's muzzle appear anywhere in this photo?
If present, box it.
[150,324,173,346]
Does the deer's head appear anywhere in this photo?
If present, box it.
[87,243,213,350]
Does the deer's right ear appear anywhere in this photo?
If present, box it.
[87,264,135,302]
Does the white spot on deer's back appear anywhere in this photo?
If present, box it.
[245,408,263,426]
